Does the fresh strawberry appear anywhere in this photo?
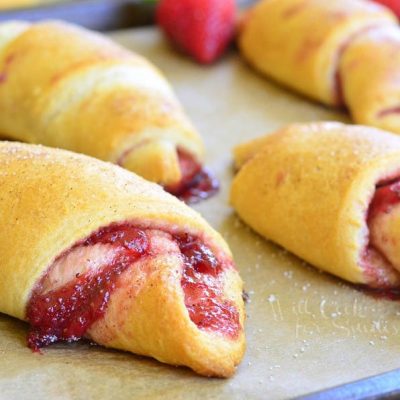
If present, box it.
[156,0,236,64]
[371,0,400,18]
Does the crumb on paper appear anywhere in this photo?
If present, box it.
[283,270,293,279]
[302,283,311,292]
[267,294,277,303]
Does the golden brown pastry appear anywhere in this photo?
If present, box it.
[0,141,245,377]
[340,25,400,135]
[239,0,396,106]
[231,122,400,288]
[0,20,216,203]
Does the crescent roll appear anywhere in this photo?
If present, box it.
[239,0,395,106]
[0,20,215,202]
[231,122,400,288]
[0,141,245,377]
[340,25,400,135]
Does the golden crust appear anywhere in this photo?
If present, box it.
[90,257,244,377]
[231,122,400,286]
[340,25,400,135]
[0,21,203,186]
[0,141,244,377]
[239,0,396,106]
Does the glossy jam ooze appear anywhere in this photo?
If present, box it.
[363,179,400,298]
[26,224,240,351]
[117,145,219,204]
[368,181,400,221]
[177,233,239,338]
[166,150,219,204]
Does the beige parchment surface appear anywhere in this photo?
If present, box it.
[1,27,400,400]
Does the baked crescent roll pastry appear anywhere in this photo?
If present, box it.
[340,25,400,135]
[231,122,400,288]
[0,141,245,377]
[239,0,396,106]
[0,20,217,203]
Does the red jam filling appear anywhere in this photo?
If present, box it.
[356,285,400,301]
[368,181,400,222]
[361,180,400,298]
[26,224,239,351]
[177,234,240,338]
[26,226,150,350]
[117,145,219,204]
[166,150,219,204]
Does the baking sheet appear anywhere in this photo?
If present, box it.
[1,27,400,400]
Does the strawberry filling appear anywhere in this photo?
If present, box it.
[26,224,239,351]
[363,179,400,289]
[368,181,400,221]
[166,150,219,204]
[117,146,219,204]
[177,233,239,338]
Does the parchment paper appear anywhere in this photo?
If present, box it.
[1,27,400,400]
